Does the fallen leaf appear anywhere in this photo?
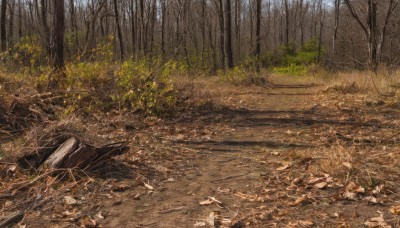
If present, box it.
[364,196,380,204]
[4,200,13,208]
[287,220,314,227]
[208,196,222,204]
[343,191,358,201]
[372,184,385,195]
[314,182,328,189]
[194,221,206,227]
[288,195,310,206]
[299,220,314,226]
[343,162,352,169]
[390,205,400,215]
[144,183,154,190]
[113,183,130,192]
[364,214,391,228]
[94,211,104,220]
[199,199,213,205]
[276,164,290,171]
[308,177,323,185]
[63,196,77,205]
[346,182,365,193]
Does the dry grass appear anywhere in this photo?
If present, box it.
[322,69,400,95]
[305,145,400,190]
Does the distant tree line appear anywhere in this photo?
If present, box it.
[0,0,399,71]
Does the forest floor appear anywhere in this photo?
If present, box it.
[2,75,400,227]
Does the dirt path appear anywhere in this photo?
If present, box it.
[7,78,399,227]
[105,85,336,227]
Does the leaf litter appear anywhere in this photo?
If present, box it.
[2,77,400,226]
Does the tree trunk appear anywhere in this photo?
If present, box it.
[367,0,377,70]
[225,0,234,69]
[332,0,340,54]
[40,0,50,52]
[1,0,7,51]
[8,0,15,48]
[51,0,65,69]
[217,0,225,69]
[161,0,166,58]
[284,0,289,46]
[255,0,261,72]
[113,0,124,61]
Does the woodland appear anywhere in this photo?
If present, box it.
[2,0,400,227]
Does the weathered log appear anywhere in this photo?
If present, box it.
[38,137,129,170]
[41,137,80,169]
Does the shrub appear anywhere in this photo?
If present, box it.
[273,64,308,75]
[116,59,177,114]
[0,36,47,74]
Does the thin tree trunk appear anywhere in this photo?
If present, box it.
[51,0,65,69]
[1,0,7,51]
[161,0,166,58]
[18,0,22,38]
[8,1,15,48]
[40,0,50,52]
[131,0,136,56]
[113,0,124,61]
[217,0,225,69]
[332,0,340,54]
[284,0,289,46]
[255,0,261,72]
[225,0,234,68]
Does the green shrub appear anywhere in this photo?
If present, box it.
[116,59,177,114]
[273,64,308,75]
[0,36,47,74]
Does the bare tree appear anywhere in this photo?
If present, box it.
[344,0,399,69]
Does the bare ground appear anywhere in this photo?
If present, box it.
[2,76,400,227]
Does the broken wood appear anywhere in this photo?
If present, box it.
[37,137,129,170]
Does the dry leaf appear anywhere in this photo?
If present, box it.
[144,183,154,190]
[308,177,323,185]
[343,162,352,169]
[4,200,13,208]
[194,221,206,227]
[346,182,365,193]
[372,184,385,195]
[94,211,104,220]
[63,196,77,205]
[343,191,358,201]
[390,205,400,215]
[314,182,328,189]
[364,196,380,204]
[208,196,222,204]
[276,164,290,171]
[287,220,313,227]
[199,199,213,205]
[288,195,310,206]
[299,220,314,226]
[364,215,391,228]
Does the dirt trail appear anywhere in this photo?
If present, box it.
[106,85,327,227]
[98,80,400,227]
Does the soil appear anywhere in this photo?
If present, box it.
[2,76,400,227]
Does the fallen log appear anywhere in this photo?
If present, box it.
[37,137,129,170]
